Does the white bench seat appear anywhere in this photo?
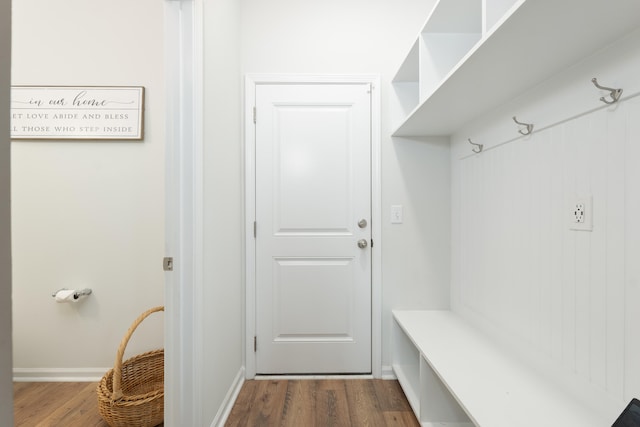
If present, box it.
[392,310,610,427]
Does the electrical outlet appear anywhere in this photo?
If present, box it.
[574,203,585,223]
[570,196,592,231]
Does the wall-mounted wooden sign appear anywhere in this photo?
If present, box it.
[10,86,145,140]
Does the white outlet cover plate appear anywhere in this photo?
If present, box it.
[570,195,593,231]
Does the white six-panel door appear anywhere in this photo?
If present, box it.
[255,83,372,374]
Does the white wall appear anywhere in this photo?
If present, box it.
[11,0,164,377]
[202,0,244,423]
[450,29,640,416]
[240,0,451,372]
[0,0,12,422]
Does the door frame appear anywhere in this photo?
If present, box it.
[164,0,205,425]
[244,74,382,378]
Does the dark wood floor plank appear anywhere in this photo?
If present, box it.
[373,379,413,412]
[250,379,289,426]
[225,379,261,427]
[345,379,388,427]
[383,411,421,427]
[11,382,31,403]
[15,383,77,426]
[14,382,110,427]
[281,380,317,427]
[315,380,352,427]
[35,383,108,427]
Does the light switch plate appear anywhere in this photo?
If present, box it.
[391,205,403,224]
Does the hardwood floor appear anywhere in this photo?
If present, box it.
[225,379,420,427]
[13,382,109,427]
[14,379,418,426]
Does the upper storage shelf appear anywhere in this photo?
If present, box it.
[392,0,640,137]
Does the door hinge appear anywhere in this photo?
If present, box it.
[253,106,256,124]
[254,336,257,352]
[163,257,174,272]
[253,221,257,238]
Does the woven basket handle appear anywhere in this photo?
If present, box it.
[111,306,164,401]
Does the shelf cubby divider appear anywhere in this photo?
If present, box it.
[483,0,521,34]
[392,40,420,124]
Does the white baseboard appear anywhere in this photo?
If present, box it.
[210,366,245,427]
[381,365,396,380]
[13,367,109,382]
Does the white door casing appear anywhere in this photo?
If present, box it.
[164,0,204,425]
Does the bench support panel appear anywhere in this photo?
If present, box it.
[421,357,471,424]
[393,314,473,426]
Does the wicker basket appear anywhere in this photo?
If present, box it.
[97,306,164,427]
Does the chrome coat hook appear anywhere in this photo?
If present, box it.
[468,138,483,153]
[513,116,534,136]
[591,78,623,104]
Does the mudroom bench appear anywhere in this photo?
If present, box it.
[392,310,609,427]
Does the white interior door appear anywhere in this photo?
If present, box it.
[255,83,372,374]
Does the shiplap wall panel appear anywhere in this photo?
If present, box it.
[624,97,640,400]
[606,102,625,401]
[456,98,639,405]
[548,127,564,364]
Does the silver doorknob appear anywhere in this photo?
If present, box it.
[357,239,368,249]
[358,219,368,228]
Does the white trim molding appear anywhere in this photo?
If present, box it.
[210,367,246,427]
[13,368,109,382]
[164,0,205,425]
[244,74,383,378]
[380,365,396,380]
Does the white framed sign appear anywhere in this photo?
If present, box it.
[10,86,145,140]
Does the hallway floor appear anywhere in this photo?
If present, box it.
[225,379,419,426]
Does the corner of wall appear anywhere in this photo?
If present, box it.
[0,0,12,423]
